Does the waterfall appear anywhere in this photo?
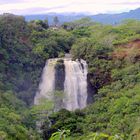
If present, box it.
[34,58,88,111]
[63,59,88,110]
[34,59,57,104]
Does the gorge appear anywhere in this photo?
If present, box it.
[1,13,139,139]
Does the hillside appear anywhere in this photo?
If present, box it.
[91,8,140,24]
[0,14,140,140]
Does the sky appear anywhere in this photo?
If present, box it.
[0,0,140,15]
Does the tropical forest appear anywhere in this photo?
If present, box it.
[0,7,140,140]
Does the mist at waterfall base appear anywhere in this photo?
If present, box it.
[34,58,91,111]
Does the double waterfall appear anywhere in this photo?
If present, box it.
[34,58,88,111]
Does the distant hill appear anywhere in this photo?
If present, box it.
[25,8,140,25]
[25,13,85,25]
[91,8,140,24]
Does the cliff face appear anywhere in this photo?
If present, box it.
[55,59,65,91]
[112,39,140,62]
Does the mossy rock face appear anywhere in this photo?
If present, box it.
[55,59,65,91]
[55,59,64,68]
[87,73,96,104]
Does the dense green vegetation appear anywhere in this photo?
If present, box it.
[0,14,140,140]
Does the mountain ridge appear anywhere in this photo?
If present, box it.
[25,8,140,25]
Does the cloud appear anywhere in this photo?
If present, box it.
[0,0,26,4]
[0,0,140,15]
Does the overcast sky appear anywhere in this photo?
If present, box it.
[0,0,140,15]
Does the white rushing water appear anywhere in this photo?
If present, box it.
[34,58,88,111]
[63,59,88,110]
[34,59,57,105]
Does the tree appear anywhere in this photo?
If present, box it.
[49,130,70,140]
